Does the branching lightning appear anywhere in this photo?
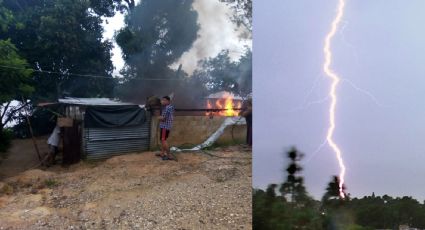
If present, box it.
[300,73,326,106]
[340,20,360,65]
[288,96,330,113]
[341,78,389,108]
[323,0,347,198]
[305,138,328,165]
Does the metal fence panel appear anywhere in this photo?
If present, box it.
[84,116,151,160]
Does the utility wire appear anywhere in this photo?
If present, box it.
[0,64,182,81]
[0,48,251,81]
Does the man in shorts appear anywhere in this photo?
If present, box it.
[157,96,175,160]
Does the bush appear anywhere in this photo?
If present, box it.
[0,183,14,195]
[0,128,14,153]
[44,178,59,188]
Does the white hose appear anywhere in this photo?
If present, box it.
[171,117,246,152]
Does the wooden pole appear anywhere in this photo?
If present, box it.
[21,97,42,162]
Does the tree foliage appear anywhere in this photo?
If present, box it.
[322,176,349,208]
[0,40,33,151]
[115,0,207,105]
[0,2,31,152]
[279,148,311,204]
[0,0,118,101]
[0,3,33,133]
[253,148,323,230]
[0,1,32,100]
[253,147,425,229]
[219,0,252,30]
[0,40,33,101]
[116,0,199,71]
[193,50,252,97]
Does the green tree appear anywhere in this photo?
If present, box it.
[253,146,425,229]
[219,0,252,30]
[348,194,425,229]
[115,0,200,101]
[253,148,325,230]
[0,40,33,148]
[322,176,348,205]
[321,176,356,230]
[193,50,252,97]
[1,0,118,101]
[0,0,13,31]
[0,2,33,133]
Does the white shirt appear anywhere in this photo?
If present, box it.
[47,126,61,147]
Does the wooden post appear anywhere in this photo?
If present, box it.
[21,97,42,162]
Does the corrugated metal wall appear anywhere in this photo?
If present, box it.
[83,116,151,160]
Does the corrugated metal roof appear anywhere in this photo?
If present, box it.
[58,97,136,106]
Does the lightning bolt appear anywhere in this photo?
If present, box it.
[323,0,347,198]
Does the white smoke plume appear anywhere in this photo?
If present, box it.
[174,0,252,75]
[103,0,251,77]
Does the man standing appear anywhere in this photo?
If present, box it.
[157,96,175,160]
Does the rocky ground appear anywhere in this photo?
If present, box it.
[0,145,251,229]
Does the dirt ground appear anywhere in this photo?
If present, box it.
[0,139,252,230]
[0,137,49,180]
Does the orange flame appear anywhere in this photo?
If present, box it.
[206,100,213,116]
[216,99,223,109]
[223,96,239,116]
[205,93,241,117]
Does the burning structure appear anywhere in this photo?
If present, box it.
[40,93,247,163]
[205,91,243,117]
[147,91,247,149]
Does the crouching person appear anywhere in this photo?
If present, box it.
[46,125,61,166]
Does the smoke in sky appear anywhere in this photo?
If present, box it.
[103,0,251,77]
[175,0,251,75]
[102,12,125,77]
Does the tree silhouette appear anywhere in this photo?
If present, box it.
[253,147,425,229]
[279,147,311,204]
[322,175,348,205]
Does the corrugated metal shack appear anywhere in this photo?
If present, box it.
[58,98,151,161]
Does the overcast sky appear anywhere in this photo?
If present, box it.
[254,0,425,201]
[102,0,251,76]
